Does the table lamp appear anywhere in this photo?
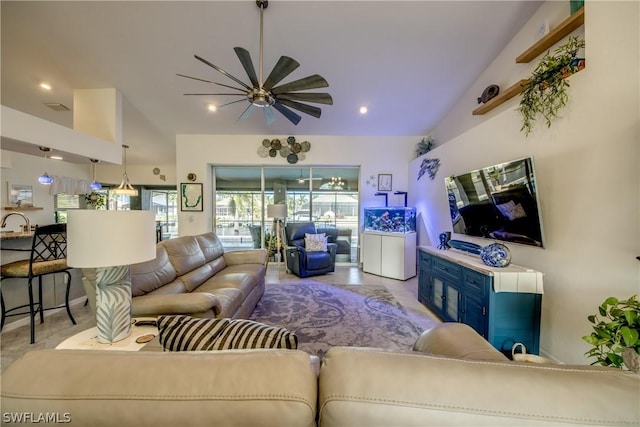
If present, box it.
[267,204,287,277]
[67,210,156,343]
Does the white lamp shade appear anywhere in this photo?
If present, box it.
[267,204,287,218]
[67,210,156,268]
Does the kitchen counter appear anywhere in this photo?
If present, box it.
[0,231,34,241]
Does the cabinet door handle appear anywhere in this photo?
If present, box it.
[469,280,477,285]
[441,295,446,300]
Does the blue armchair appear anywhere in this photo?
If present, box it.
[284,222,337,278]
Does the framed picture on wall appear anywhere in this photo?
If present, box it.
[377,174,392,191]
[8,183,33,206]
[180,183,203,211]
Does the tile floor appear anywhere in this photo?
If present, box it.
[0,264,438,372]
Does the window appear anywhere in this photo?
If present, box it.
[213,166,359,264]
[54,194,81,223]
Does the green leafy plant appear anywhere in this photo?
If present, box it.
[518,36,585,137]
[582,295,640,368]
[264,232,277,252]
[84,192,106,209]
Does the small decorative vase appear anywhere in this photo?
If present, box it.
[480,243,511,268]
[437,232,451,250]
[622,348,640,373]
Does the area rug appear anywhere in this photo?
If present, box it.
[249,281,438,356]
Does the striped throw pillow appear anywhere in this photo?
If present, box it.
[157,315,297,351]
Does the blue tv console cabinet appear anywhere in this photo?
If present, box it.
[418,246,543,355]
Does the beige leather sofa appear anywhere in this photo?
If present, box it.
[82,232,267,319]
[131,232,266,319]
[2,323,638,426]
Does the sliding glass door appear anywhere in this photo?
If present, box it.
[213,166,359,263]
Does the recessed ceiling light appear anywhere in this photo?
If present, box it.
[207,104,217,112]
[359,106,368,115]
[50,155,63,160]
[40,82,52,91]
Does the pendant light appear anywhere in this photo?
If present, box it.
[38,147,54,185]
[89,159,102,191]
[113,145,138,196]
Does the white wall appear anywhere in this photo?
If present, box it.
[175,135,419,237]
[409,1,639,364]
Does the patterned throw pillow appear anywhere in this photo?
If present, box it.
[157,315,297,352]
[305,233,327,252]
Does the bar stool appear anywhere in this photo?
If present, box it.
[0,223,76,343]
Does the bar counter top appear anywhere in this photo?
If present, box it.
[0,231,34,241]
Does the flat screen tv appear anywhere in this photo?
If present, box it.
[444,157,545,248]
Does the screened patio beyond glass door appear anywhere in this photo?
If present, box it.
[213,166,359,264]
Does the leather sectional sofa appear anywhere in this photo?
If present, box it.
[130,232,267,319]
[82,232,267,320]
[2,323,638,426]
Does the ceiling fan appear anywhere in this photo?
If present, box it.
[178,0,333,126]
[296,169,322,183]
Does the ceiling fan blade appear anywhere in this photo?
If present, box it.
[277,99,322,118]
[264,107,277,125]
[271,74,329,95]
[184,93,246,96]
[276,92,333,105]
[272,102,302,126]
[234,47,259,88]
[238,104,256,121]
[262,56,300,90]
[176,74,246,92]
[194,54,252,91]
[218,98,249,108]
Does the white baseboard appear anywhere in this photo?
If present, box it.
[1,297,88,333]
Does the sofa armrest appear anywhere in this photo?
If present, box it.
[413,323,508,361]
[223,248,268,266]
[132,292,221,317]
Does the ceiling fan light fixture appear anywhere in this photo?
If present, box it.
[179,0,332,126]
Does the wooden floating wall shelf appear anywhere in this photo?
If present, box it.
[516,8,585,64]
[473,8,585,116]
[3,206,44,211]
[472,80,530,116]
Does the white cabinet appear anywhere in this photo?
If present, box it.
[362,231,416,280]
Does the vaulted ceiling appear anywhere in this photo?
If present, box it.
[1,1,541,165]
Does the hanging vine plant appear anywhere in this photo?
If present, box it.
[518,36,585,137]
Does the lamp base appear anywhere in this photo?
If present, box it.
[95,265,132,343]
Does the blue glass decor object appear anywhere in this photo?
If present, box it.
[480,243,512,268]
[447,239,482,255]
[90,180,102,191]
[38,172,53,185]
[438,231,451,250]
[418,158,440,181]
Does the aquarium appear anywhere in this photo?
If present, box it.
[364,207,416,233]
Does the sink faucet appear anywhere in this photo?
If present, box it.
[1,212,31,233]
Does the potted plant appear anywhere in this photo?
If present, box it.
[518,36,585,137]
[582,295,640,372]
